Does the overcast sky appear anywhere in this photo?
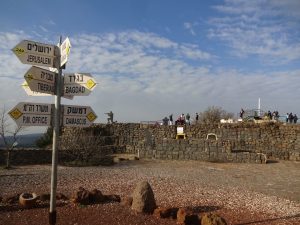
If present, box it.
[0,0,300,133]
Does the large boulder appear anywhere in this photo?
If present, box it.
[131,181,156,214]
[201,213,227,225]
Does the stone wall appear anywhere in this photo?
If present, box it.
[61,122,300,163]
[1,122,299,166]
[0,149,52,165]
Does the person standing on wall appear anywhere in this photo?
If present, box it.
[195,113,199,123]
[294,114,298,124]
[289,112,294,123]
[240,108,245,118]
[186,113,190,125]
[169,114,173,125]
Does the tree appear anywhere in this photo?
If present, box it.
[198,106,234,124]
[0,106,24,169]
[36,127,53,148]
[60,128,112,166]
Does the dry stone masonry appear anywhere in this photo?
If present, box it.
[61,122,300,163]
[1,122,300,166]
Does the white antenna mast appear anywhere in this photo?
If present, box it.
[258,98,261,116]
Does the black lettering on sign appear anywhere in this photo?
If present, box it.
[65,117,87,125]
[23,116,31,123]
[35,105,49,113]
[68,74,83,83]
[38,82,54,92]
[27,43,52,54]
[65,86,85,94]
[27,55,51,65]
[40,71,54,81]
[31,116,48,124]
[23,104,35,112]
[67,107,87,115]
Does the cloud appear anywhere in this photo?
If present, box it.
[47,20,56,26]
[65,31,300,121]
[0,31,29,50]
[209,0,300,64]
[183,22,196,36]
[69,31,213,75]
[1,30,300,127]
[39,26,48,32]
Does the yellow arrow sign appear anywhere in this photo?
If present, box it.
[86,79,96,90]
[9,108,23,120]
[13,47,25,55]
[87,112,97,122]
[24,73,34,81]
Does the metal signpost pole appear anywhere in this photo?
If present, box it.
[11,35,97,224]
[49,36,62,225]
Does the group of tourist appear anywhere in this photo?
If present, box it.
[265,111,298,123]
[266,110,280,120]
[286,113,298,124]
[239,108,298,124]
[163,113,199,126]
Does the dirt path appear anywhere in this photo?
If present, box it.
[0,160,299,225]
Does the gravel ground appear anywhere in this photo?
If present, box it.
[0,159,300,225]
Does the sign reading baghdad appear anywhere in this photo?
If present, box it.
[63,73,97,96]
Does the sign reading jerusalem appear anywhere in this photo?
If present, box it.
[12,40,59,68]
[8,102,53,126]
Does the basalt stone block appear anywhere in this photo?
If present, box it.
[71,187,91,205]
[131,181,156,214]
[90,189,105,203]
[153,207,179,219]
[104,194,121,203]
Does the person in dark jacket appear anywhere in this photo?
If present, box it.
[289,112,294,123]
[293,114,298,124]
[169,114,173,125]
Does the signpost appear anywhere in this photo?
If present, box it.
[60,37,71,67]
[63,105,97,127]
[8,102,52,126]
[22,81,74,100]
[22,81,52,96]
[64,73,97,96]
[11,37,97,225]
[24,66,56,95]
[12,40,59,68]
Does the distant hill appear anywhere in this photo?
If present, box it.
[0,133,44,148]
